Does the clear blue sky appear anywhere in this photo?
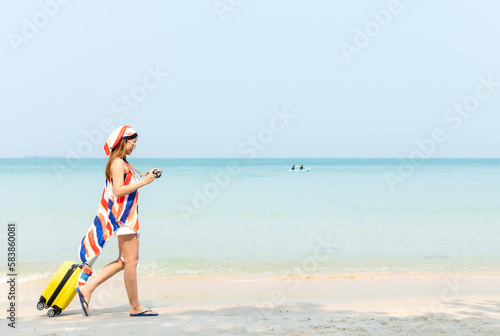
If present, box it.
[1,1,499,158]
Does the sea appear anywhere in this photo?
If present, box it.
[1,158,499,282]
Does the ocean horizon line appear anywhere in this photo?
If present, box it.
[7,156,500,160]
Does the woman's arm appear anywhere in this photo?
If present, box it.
[110,158,156,197]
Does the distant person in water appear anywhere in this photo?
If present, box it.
[291,165,296,170]
[300,165,304,170]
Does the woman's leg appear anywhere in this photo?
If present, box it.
[119,233,157,315]
[77,243,125,310]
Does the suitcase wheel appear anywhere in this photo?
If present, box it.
[47,309,56,317]
[37,302,45,311]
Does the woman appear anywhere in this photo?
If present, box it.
[76,125,159,317]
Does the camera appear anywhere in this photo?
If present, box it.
[147,169,163,179]
[153,169,162,179]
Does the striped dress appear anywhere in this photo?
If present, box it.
[78,161,139,265]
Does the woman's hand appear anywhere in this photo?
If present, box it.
[142,168,158,185]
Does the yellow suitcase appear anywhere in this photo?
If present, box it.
[37,261,82,317]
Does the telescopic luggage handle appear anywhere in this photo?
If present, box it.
[85,254,99,268]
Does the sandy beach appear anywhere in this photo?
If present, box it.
[3,275,500,335]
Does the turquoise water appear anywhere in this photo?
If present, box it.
[1,158,499,281]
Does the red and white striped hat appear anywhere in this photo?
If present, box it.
[103,125,137,156]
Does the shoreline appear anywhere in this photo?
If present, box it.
[5,275,500,335]
[8,271,500,285]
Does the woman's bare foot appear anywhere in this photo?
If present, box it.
[130,304,158,316]
[77,285,91,312]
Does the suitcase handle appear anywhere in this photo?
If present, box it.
[76,254,99,288]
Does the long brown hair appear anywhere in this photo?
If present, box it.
[105,134,137,180]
